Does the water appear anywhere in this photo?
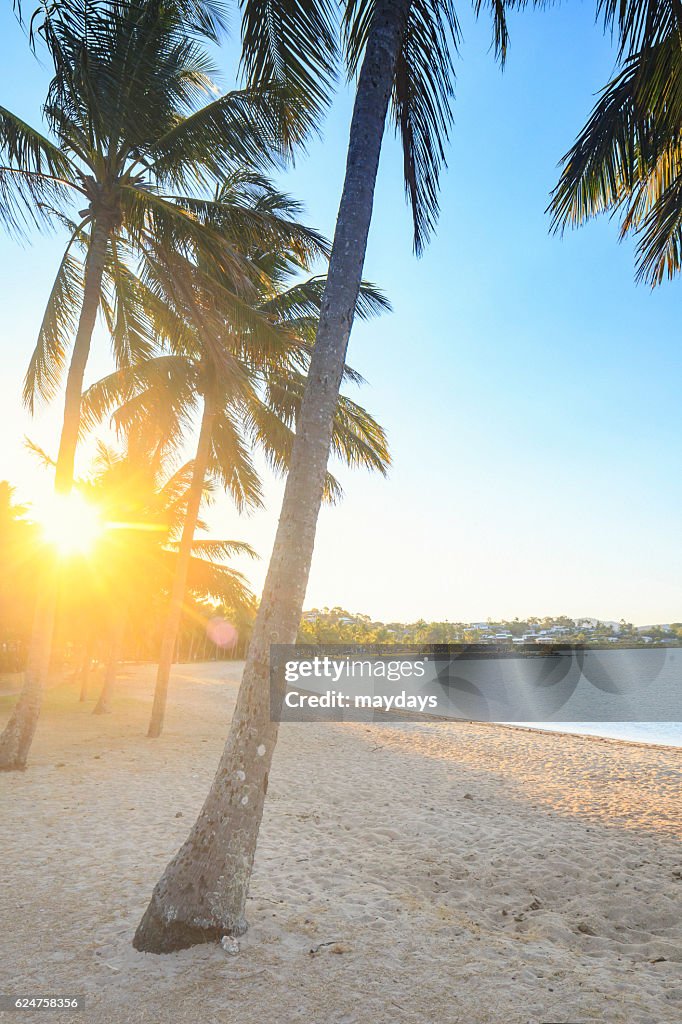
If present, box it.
[281,646,682,747]
[431,648,682,738]
[526,721,682,747]
[491,648,682,745]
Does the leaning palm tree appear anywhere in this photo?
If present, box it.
[82,231,390,735]
[0,0,303,769]
[550,1,682,284]
[133,0,512,951]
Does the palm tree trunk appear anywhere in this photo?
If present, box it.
[78,635,94,701]
[147,389,216,739]
[133,0,410,953]
[0,219,110,770]
[0,570,56,770]
[93,612,126,715]
[54,220,111,491]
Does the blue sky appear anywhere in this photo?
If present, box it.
[0,2,680,625]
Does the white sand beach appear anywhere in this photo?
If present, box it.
[1,661,680,1024]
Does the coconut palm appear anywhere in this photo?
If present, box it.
[78,435,256,713]
[3,0,286,492]
[550,1,682,284]
[133,0,511,952]
[0,0,313,769]
[133,0,510,952]
[82,233,390,735]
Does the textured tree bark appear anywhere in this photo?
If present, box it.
[93,611,126,715]
[133,0,410,953]
[0,219,110,770]
[148,388,216,738]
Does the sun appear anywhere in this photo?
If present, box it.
[39,491,103,556]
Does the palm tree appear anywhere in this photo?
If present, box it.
[0,0,290,769]
[23,431,258,705]
[78,436,257,714]
[134,0,511,951]
[550,1,682,284]
[3,0,286,491]
[82,217,390,735]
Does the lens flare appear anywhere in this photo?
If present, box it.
[39,491,102,556]
[207,618,237,649]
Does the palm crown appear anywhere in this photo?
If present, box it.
[80,433,257,611]
[81,175,392,509]
[1,0,296,492]
[13,0,512,258]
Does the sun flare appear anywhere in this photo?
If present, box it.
[39,492,102,556]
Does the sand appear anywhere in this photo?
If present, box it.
[0,661,680,1024]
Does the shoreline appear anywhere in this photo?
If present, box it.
[4,660,680,750]
[1,660,680,1023]
[487,719,682,752]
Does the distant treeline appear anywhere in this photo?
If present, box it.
[3,591,678,675]
[296,608,682,647]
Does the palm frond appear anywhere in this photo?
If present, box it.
[245,397,346,500]
[172,0,230,43]
[248,367,390,502]
[473,0,511,66]
[549,33,682,283]
[24,436,55,469]
[319,471,342,504]
[343,0,459,255]
[158,459,200,507]
[0,105,78,182]
[0,106,79,237]
[147,87,293,188]
[550,53,673,230]
[121,184,261,290]
[209,410,264,511]
[239,0,340,145]
[171,192,329,263]
[191,537,259,560]
[635,170,682,283]
[141,243,301,369]
[23,247,85,411]
[259,274,391,322]
[102,240,158,367]
[391,0,459,255]
[183,552,254,605]
[598,0,682,57]
[81,357,198,442]
[329,393,391,476]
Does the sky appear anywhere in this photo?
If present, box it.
[0,2,680,626]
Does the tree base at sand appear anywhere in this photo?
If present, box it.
[0,693,39,771]
[133,649,276,952]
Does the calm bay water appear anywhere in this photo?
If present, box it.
[279,645,682,747]
[496,647,682,745]
[491,648,682,746]
[526,721,682,747]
